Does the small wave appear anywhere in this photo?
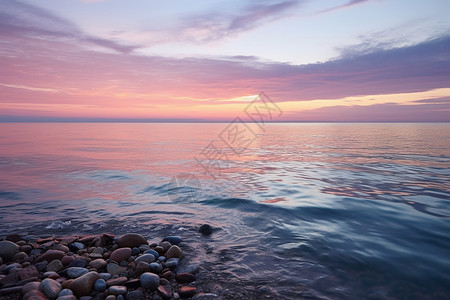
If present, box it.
[45,220,72,229]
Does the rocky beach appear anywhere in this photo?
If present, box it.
[0,231,212,300]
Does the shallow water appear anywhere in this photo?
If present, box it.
[0,123,449,299]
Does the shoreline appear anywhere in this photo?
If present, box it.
[0,231,210,300]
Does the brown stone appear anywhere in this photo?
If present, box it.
[176,273,195,283]
[61,256,75,266]
[22,281,40,295]
[106,276,128,287]
[117,233,148,248]
[158,284,172,299]
[18,265,39,280]
[109,248,132,263]
[35,250,65,263]
[179,286,197,298]
[23,289,48,300]
[37,237,54,244]
[61,279,74,289]
[69,271,100,297]
[164,245,182,259]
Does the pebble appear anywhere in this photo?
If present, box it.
[159,241,172,252]
[99,272,112,280]
[158,256,166,262]
[107,263,127,276]
[0,241,19,261]
[162,236,182,245]
[68,259,88,268]
[39,278,62,299]
[24,289,48,300]
[117,233,148,248]
[107,276,128,286]
[69,271,100,297]
[89,258,107,269]
[184,264,199,275]
[199,224,213,236]
[140,272,159,291]
[165,245,182,259]
[47,260,64,272]
[110,248,132,263]
[68,242,85,252]
[93,278,107,291]
[149,262,162,273]
[105,295,116,300]
[165,258,179,268]
[22,281,40,295]
[58,289,73,297]
[36,250,65,263]
[109,285,127,295]
[176,273,196,283]
[66,267,89,278]
[134,254,156,264]
[126,290,144,300]
[179,286,198,298]
[57,295,77,300]
[131,247,140,256]
[144,249,159,258]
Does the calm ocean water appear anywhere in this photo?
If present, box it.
[0,123,449,299]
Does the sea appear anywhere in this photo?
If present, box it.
[0,123,449,299]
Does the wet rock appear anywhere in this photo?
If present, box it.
[6,233,23,243]
[126,290,144,300]
[165,245,182,259]
[68,242,85,252]
[117,234,148,248]
[199,224,212,236]
[109,286,127,295]
[106,276,128,286]
[89,259,107,270]
[99,272,112,280]
[107,263,127,276]
[134,254,156,264]
[35,261,47,273]
[0,240,19,261]
[13,251,28,261]
[144,249,159,259]
[159,242,171,252]
[176,273,195,283]
[149,262,163,273]
[61,256,75,266]
[47,260,64,272]
[68,259,88,268]
[23,289,48,300]
[179,286,197,298]
[58,289,73,297]
[158,279,172,300]
[165,258,179,269]
[162,236,182,245]
[66,267,89,278]
[22,281,40,295]
[17,265,39,281]
[140,272,159,291]
[35,250,65,263]
[53,244,70,253]
[110,248,132,263]
[182,264,199,275]
[69,271,100,297]
[57,295,77,300]
[39,278,62,299]
[93,278,107,291]
[123,279,140,289]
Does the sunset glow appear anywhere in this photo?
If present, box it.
[1,0,449,122]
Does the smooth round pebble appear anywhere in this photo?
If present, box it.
[134,253,155,264]
[149,262,162,273]
[143,249,159,258]
[94,278,107,291]
[140,272,160,291]
[109,285,127,295]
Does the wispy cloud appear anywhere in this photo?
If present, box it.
[0,0,138,54]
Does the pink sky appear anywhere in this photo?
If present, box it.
[0,0,449,122]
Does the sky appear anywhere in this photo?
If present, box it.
[0,0,449,122]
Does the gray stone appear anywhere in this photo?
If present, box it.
[140,272,159,291]
[93,278,106,291]
[109,286,127,295]
[107,263,127,276]
[164,245,182,259]
[39,278,62,299]
[99,272,112,280]
[143,249,159,258]
[162,236,182,245]
[126,290,144,300]
[183,264,199,274]
[149,262,162,273]
[134,253,155,264]
[58,289,73,297]
[47,260,63,272]
[69,271,100,297]
[0,241,19,261]
[165,258,179,268]
[67,267,89,278]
